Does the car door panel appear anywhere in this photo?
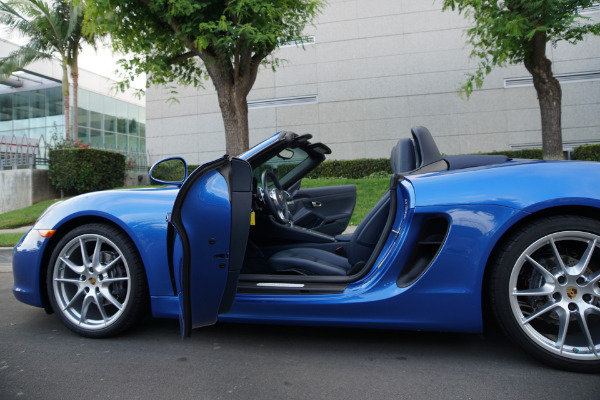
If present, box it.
[169,157,252,337]
[291,185,356,235]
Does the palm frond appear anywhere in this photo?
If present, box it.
[0,44,51,79]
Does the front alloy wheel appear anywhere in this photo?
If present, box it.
[47,223,148,337]
[491,216,600,372]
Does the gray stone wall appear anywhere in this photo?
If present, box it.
[0,169,60,213]
[146,0,600,164]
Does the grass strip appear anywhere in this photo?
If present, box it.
[0,199,65,229]
[0,233,24,247]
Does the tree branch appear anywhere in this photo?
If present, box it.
[167,51,195,65]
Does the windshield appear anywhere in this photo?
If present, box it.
[238,133,280,159]
[253,147,313,189]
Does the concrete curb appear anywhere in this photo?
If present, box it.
[0,226,32,234]
[0,247,13,268]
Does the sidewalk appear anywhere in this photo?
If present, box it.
[0,248,13,269]
[0,225,32,234]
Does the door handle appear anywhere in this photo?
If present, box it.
[311,201,322,207]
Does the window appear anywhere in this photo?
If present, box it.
[77,126,89,145]
[117,133,128,151]
[104,131,116,149]
[254,147,312,185]
[0,94,13,132]
[90,129,102,148]
[46,87,62,116]
[103,97,116,132]
[13,92,30,130]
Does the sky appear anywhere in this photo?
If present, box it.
[78,41,146,90]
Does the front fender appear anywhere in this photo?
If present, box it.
[13,188,178,308]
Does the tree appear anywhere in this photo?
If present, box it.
[85,0,322,156]
[442,0,600,160]
[0,0,91,143]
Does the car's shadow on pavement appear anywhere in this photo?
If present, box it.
[128,314,537,369]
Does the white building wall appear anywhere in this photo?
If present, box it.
[0,38,143,106]
[146,0,600,164]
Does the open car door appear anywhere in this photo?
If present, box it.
[168,156,252,337]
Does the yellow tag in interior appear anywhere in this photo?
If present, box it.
[250,211,256,226]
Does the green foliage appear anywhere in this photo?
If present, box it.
[85,0,323,93]
[0,0,79,79]
[442,0,600,96]
[573,144,600,161]
[306,159,393,179]
[49,148,125,195]
[479,149,543,159]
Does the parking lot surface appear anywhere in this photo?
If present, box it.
[1,260,599,399]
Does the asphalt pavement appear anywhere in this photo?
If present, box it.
[0,248,12,270]
[2,255,600,399]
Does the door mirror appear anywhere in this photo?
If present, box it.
[149,157,188,186]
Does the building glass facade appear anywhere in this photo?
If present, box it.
[77,89,146,170]
[0,86,64,143]
[0,85,146,170]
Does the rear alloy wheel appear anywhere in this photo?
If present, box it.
[47,223,148,337]
[490,216,600,372]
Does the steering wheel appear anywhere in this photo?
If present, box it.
[261,170,290,225]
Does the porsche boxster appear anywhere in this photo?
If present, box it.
[12,126,600,372]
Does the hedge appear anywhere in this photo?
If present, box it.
[478,149,543,159]
[146,143,599,183]
[573,144,600,161]
[49,148,125,195]
[306,159,392,179]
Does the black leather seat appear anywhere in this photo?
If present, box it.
[268,135,417,276]
[269,248,352,276]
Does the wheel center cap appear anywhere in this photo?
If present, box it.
[88,277,97,285]
[566,287,578,300]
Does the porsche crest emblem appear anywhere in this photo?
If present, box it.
[566,287,577,300]
[88,277,97,285]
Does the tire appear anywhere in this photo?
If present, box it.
[47,223,148,338]
[490,215,600,372]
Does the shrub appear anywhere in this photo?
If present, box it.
[479,149,543,159]
[573,144,600,161]
[49,148,126,195]
[306,158,392,179]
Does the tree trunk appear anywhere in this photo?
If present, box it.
[524,32,564,160]
[71,49,79,142]
[204,57,255,156]
[217,85,250,156]
[61,58,71,144]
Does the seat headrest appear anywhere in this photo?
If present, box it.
[391,138,417,174]
[411,126,442,167]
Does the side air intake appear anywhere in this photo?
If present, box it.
[396,216,450,288]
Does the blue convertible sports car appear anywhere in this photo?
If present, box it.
[12,127,600,372]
